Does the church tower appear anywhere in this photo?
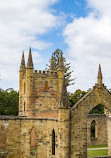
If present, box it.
[19,48,34,116]
[19,48,68,118]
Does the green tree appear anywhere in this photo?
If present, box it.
[46,49,75,87]
[0,88,19,115]
[69,89,86,107]
[89,104,104,114]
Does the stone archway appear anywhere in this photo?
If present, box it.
[70,64,111,158]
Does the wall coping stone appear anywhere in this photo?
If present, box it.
[0,115,58,121]
[88,114,107,117]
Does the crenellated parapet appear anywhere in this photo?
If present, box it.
[34,70,57,75]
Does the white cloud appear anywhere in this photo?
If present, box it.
[64,0,111,92]
[0,0,58,90]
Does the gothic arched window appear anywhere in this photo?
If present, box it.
[91,120,96,138]
[52,129,55,155]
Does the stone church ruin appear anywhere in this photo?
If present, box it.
[0,48,111,158]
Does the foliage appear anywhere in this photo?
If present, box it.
[46,49,75,87]
[89,104,104,114]
[69,89,86,107]
[0,88,19,115]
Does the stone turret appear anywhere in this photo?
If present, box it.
[58,53,70,158]
[19,51,26,79]
[60,77,69,108]
[58,77,70,158]
[26,47,34,116]
[20,51,26,71]
[19,51,26,116]
[57,52,64,94]
[97,64,102,85]
[19,48,34,116]
[27,47,33,69]
[50,54,55,71]
[58,52,64,70]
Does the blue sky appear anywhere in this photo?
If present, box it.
[1,0,111,92]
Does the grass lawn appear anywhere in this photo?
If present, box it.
[88,144,108,148]
[87,149,108,157]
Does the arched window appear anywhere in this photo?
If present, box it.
[91,120,96,139]
[52,129,55,155]
[30,127,36,149]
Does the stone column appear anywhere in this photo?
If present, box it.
[108,117,111,155]
[58,107,70,158]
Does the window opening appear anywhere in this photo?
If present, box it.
[91,120,96,139]
[52,129,55,155]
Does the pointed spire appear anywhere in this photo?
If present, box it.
[97,64,102,85]
[20,51,26,70]
[58,52,64,70]
[50,54,55,71]
[27,47,33,69]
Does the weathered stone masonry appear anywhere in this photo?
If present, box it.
[87,114,108,146]
[0,50,111,158]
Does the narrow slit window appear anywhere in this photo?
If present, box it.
[24,101,25,111]
[91,120,96,139]
[24,82,26,94]
[52,129,55,155]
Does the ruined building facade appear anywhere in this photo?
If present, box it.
[0,49,111,158]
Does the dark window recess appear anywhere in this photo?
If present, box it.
[52,129,55,155]
[91,120,96,138]
[24,102,25,111]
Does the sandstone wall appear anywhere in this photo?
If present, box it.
[107,117,111,155]
[87,114,108,146]
[71,84,111,158]
[0,116,58,158]
[19,70,62,118]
